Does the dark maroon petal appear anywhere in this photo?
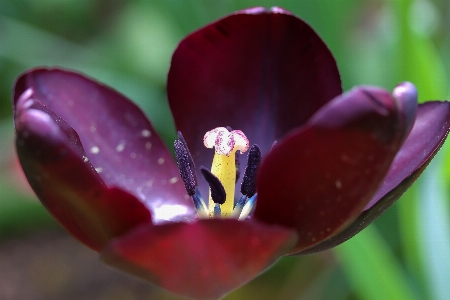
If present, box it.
[14,92,151,251]
[168,7,342,189]
[102,219,296,300]
[297,101,450,254]
[14,68,196,222]
[254,85,415,253]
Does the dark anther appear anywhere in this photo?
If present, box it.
[177,131,197,183]
[241,144,261,197]
[200,167,226,205]
[174,138,196,196]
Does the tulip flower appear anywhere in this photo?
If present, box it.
[12,7,450,300]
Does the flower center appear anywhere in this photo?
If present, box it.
[174,127,261,220]
[203,127,249,217]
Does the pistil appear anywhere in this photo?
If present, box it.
[204,127,249,217]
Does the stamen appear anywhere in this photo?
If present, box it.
[175,128,260,220]
[174,133,208,218]
[174,139,196,196]
[214,203,222,217]
[240,144,261,197]
[192,188,209,219]
[238,194,257,220]
[200,167,226,205]
[231,145,261,219]
[231,195,247,218]
[177,132,197,183]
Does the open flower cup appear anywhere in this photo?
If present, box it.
[12,7,450,300]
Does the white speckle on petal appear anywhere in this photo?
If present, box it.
[82,156,89,162]
[340,155,349,162]
[141,129,151,137]
[158,158,165,165]
[116,141,126,152]
[130,152,137,159]
[335,180,342,189]
[90,146,100,154]
[169,177,178,184]
[145,142,152,150]
[95,167,103,173]
[90,125,96,133]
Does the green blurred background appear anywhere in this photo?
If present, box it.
[1,0,449,299]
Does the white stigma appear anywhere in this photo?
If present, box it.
[204,127,250,156]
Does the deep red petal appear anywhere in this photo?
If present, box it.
[14,95,151,251]
[254,85,416,253]
[14,68,196,222]
[102,219,296,300]
[168,7,341,193]
[296,101,450,254]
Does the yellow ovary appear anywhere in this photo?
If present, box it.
[209,151,237,217]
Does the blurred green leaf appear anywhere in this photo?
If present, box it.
[392,0,447,101]
[417,155,450,300]
[106,2,182,86]
[396,184,426,295]
[294,264,350,300]
[335,226,418,300]
[0,120,55,237]
[0,15,103,68]
[390,1,450,300]
[0,184,56,239]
